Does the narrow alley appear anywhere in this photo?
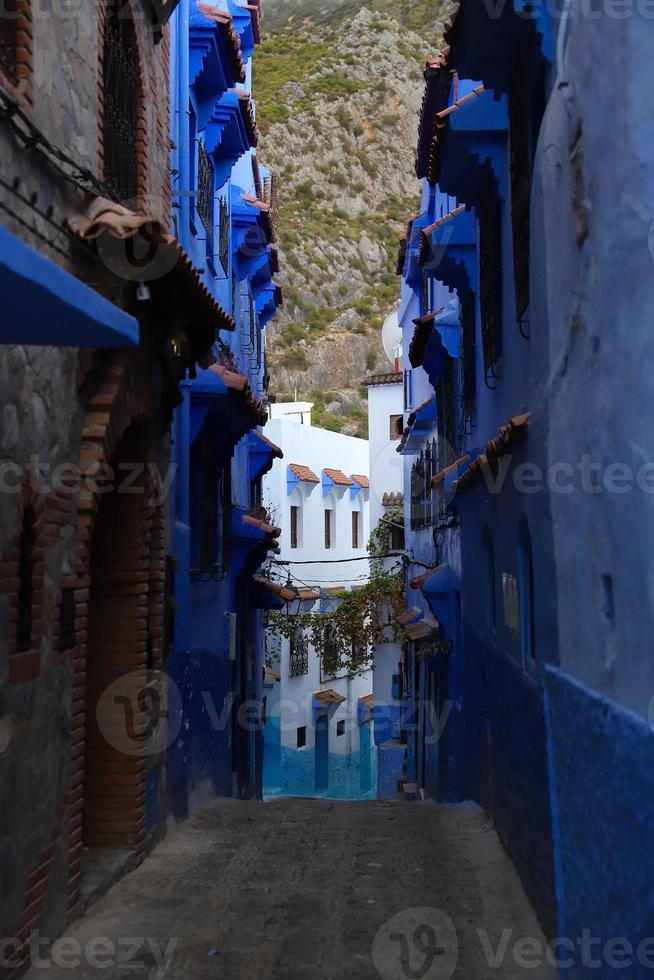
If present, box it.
[23,797,553,980]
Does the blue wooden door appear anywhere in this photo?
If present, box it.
[315,713,328,795]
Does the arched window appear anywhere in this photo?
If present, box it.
[17,506,35,651]
[102,0,140,202]
[482,526,495,635]
[518,517,535,663]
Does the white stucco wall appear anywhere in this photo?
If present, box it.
[262,408,373,757]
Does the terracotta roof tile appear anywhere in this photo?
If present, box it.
[314,689,347,706]
[416,55,455,179]
[324,586,347,597]
[244,0,262,44]
[396,607,422,626]
[243,514,282,537]
[405,620,438,641]
[212,345,268,426]
[323,468,353,487]
[289,463,320,484]
[410,571,430,589]
[297,588,321,601]
[264,665,281,681]
[252,575,295,601]
[231,88,259,146]
[350,474,369,489]
[252,429,283,458]
[68,198,236,350]
[454,413,531,492]
[437,84,485,119]
[359,693,374,710]
[197,4,246,83]
[361,372,403,387]
[432,454,470,486]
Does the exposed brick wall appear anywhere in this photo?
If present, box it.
[0,0,34,111]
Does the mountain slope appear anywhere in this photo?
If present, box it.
[256,3,450,435]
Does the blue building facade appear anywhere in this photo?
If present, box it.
[395,8,559,942]
[167,0,284,817]
[397,1,654,959]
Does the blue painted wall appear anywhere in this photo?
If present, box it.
[265,742,378,802]
[167,0,282,818]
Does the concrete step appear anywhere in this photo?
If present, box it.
[401,782,419,802]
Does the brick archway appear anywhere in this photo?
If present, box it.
[64,356,164,915]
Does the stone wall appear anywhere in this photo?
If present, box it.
[0,2,172,973]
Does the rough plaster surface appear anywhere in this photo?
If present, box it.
[23,796,555,980]
[545,665,654,978]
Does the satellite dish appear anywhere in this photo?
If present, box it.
[381,308,402,368]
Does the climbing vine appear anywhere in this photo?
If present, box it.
[264,512,407,675]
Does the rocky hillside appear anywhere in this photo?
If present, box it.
[256,1,450,436]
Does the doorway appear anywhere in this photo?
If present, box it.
[315,712,329,795]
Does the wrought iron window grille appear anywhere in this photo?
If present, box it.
[218,196,229,276]
[102,2,140,203]
[196,141,214,237]
[289,627,309,677]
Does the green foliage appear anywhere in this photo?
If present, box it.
[279,348,309,369]
[265,558,405,677]
[365,349,377,371]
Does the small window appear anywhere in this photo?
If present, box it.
[290,505,299,549]
[336,719,345,737]
[390,414,404,440]
[296,726,306,748]
[403,369,413,410]
[351,511,360,549]
[324,509,333,549]
[17,507,35,651]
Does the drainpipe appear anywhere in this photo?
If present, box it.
[176,0,191,253]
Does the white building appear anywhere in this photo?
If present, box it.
[362,309,408,798]
[261,402,376,799]
[363,372,407,798]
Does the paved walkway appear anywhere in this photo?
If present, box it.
[24,798,556,980]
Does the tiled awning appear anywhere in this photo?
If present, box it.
[361,372,403,387]
[416,54,453,181]
[350,474,370,489]
[69,197,235,360]
[454,413,531,492]
[359,693,374,711]
[252,575,295,601]
[314,689,347,706]
[195,3,246,84]
[297,588,321,601]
